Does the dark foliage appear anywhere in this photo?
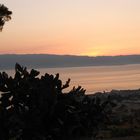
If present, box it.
[0,4,12,31]
[0,64,114,140]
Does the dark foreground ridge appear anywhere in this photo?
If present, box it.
[0,54,140,69]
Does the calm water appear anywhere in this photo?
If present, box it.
[2,64,140,94]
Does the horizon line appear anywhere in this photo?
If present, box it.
[0,53,140,57]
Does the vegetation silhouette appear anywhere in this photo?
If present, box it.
[0,4,12,31]
[0,64,115,140]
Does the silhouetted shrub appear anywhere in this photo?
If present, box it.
[0,4,12,31]
[0,64,113,140]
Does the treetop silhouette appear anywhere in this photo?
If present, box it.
[0,4,12,31]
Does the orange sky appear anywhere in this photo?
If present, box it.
[0,0,140,56]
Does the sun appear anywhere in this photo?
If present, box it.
[81,51,101,57]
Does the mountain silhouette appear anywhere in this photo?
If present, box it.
[0,54,140,69]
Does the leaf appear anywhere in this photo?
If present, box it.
[62,78,70,90]
[30,69,40,77]
[15,63,23,72]
[55,73,59,80]
[2,72,8,79]
[14,71,21,81]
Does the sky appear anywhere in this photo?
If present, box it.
[0,0,140,56]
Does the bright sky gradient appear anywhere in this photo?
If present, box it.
[0,0,140,56]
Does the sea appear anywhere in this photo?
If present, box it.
[1,64,140,94]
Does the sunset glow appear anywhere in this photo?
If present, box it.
[1,0,140,56]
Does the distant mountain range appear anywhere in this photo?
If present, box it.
[0,54,140,69]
